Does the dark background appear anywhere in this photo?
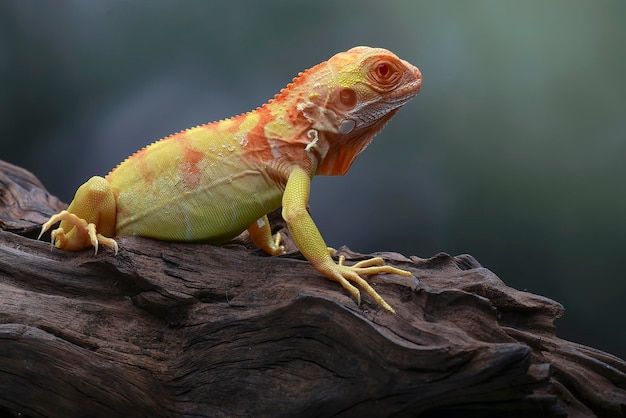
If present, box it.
[2,1,624,359]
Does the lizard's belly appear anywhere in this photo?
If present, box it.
[108,147,283,243]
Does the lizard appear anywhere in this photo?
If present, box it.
[39,46,422,313]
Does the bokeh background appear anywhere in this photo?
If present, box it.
[2,1,624,358]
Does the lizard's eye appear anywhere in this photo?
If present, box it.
[377,63,390,77]
[369,60,401,87]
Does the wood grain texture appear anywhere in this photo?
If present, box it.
[0,159,625,417]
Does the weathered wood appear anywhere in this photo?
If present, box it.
[0,159,625,417]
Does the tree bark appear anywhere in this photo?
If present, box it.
[0,159,625,418]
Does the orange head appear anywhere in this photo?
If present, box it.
[294,46,422,175]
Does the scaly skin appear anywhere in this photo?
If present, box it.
[40,46,422,312]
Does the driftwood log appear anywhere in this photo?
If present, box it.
[0,159,625,418]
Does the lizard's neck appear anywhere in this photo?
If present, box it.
[237,62,382,177]
[235,79,326,173]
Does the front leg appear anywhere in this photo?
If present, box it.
[281,167,413,313]
[39,176,118,254]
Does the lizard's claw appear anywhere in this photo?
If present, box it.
[321,257,414,313]
[247,215,285,256]
[271,232,286,255]
[39,210,118,255]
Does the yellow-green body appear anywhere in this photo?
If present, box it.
[110,123,283,243]
[40,46,422,312]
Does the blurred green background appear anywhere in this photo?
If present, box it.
[1,1,624,358]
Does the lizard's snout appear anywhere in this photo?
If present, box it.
[400,58,422,95]
[413,66,422,85]
[409,64,422,91]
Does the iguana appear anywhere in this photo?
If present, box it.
[39,46,422,312]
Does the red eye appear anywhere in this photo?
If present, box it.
[377,63,390,78]
[370,60,399,85]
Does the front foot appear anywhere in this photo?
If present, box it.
[39,210,118,255]
[321,256,414,313]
